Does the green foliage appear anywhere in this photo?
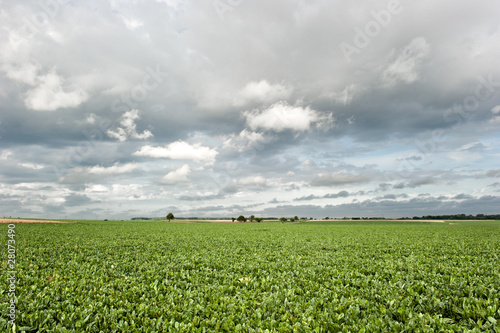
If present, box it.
[166,213,174,222]
[280,217,287,223]
[1,221,499,332]
[236,215,246,223]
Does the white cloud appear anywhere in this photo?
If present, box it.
[3,62,39,86]
[107,109,153,142]
[244,102,333,132]
[234,80,291,106]
[0,150,13,160]
[134,140,218,165]
[86,184,109,193]
[238,176,268,187]
[383,37,430,86]
[20,163,45,170]
[59,163,139,184]
[490,105,500,125]
[24,71,89,111]
[85,163,139,175]
[86,113,96,124]
[160,164,191,185]
[222,129,271,152]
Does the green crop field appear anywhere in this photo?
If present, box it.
[1,220,500,332]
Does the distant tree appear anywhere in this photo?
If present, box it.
[250,215,255,222]
[255,217,263,223]
[237,215,247,223]
[280,217,287,224]
[294,216,299,221]
[166,213,174,222]
[231,217,236,222]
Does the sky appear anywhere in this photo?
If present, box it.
[1,0,500,220]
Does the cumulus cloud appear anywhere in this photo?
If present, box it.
[222,129,271,152]
[107,109,153,142]
[160,164,191,185]
[234,80,291,106]
[134,140,218,165]
[3,62,39,86]
[24,71,89,111]
[244,102,333,132]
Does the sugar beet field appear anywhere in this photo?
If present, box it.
[1,220,500,332]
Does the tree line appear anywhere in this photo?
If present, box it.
[400,214,500,220]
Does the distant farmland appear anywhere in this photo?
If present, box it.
[2,220,499,331]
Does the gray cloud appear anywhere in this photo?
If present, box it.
[294,190,352,201]
[393,176,436,189]
[486,170,500,178]
[310,173,370,187]
[1,0,499,219]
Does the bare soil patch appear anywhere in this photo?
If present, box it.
[415,220,446,223]
[0,219,74,224]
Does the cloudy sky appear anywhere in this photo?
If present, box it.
[1,0,500,219]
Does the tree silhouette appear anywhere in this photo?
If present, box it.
[166,213,174,222]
